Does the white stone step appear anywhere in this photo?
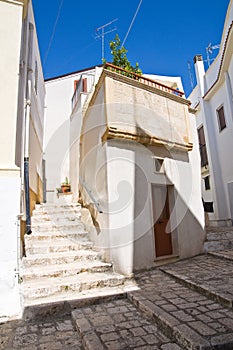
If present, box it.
[25,239,91,256]
[25,238,93,255]
[21,260,113,281]
[33,204,81,216]
[31,221,85,232]
[21,272,127,300]
[31,213,82,224]
[23,282,139,308]
[22,250,103,267]
[25,231,89,242]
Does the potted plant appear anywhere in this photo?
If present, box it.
[61,177,71,193]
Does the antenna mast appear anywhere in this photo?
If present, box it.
[95,19,118,61]
[206,43,220,67]
[187,61,194,90]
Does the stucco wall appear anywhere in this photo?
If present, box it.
[0,0,23,168]
[45,77,74,201]
[0,173,21,318]
[80,72,205,275]
[70,94,87,201]
[105,77,192,150]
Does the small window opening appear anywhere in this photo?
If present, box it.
[204,176,210,190]
[217,105,226,131]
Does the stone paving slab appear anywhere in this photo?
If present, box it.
[0,315,83,350]
[129,269,233,349]
[72,298,183,350]
[160,254,233,308]
[209,250,233,262]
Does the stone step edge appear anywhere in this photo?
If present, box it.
[25,235,90,243]
[23,290,127,321]
[127,291,233,350]
[22,277,137,306]
[20,262,113,281]
[21,273,128,301]
[160,267,233,309]
[21,251,103,267]
[207,251,233,262]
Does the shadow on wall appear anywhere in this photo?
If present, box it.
[44,119,70,192]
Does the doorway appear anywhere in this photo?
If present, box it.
[152,185,173,257]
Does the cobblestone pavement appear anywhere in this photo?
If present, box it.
[0,316,83,350]
[131,267,233,349]
[2,253,233,349]
[161,254,233,307]
[72,299,182,350]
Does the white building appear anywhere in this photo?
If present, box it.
[188,0,233,227]
[44,66,102,203]
[71,64,205,275]
[0,0,45,319]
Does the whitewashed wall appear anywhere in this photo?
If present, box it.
[80,72,205,275]
[0,0,23,319]
[188,0,233,226]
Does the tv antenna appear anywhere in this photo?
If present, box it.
[95,18,118,61]
[206,43,220,67]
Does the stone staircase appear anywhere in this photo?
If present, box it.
[204,226,233,252]
[20,203,135,307]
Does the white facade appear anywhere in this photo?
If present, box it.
[188,0,233,227]
[44,66,102,203]
[78,67,205,275]
[0,0,45,319]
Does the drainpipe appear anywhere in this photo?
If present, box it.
[24,81,32,234]
[24,22,34,235]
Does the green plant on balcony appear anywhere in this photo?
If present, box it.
[103,34,142,77]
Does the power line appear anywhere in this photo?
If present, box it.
[122,0,142,47]
[43,0,64,66]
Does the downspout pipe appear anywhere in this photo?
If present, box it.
[24,81,32,234]
[24,22,34,235]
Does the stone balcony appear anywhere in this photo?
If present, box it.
[89,63,193,152]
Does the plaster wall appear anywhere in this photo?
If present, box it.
[0,173,21,319]
[45,76,76,201]
[79,84,110,254]
[45,69,99,202]
[0,0,23,168]
[70,94,88,201]
[105,77,192,150]
[80,73,205,275]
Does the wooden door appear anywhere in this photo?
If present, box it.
[152,186,173,257]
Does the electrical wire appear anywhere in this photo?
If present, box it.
[121,0,142,47]
[43,0,64,66]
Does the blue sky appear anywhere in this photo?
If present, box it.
[32,0,229,96]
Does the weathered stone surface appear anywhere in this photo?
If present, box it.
[20,203,137,306]
[72,299,179,349]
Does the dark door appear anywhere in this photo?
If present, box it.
[152,186,173,257]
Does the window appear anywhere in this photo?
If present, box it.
[73,78,87,93]
[154,158,164,172]
[204,176,210,190]
[217,105,226,131]
[198,126,208,167]
[203,201,214,213]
